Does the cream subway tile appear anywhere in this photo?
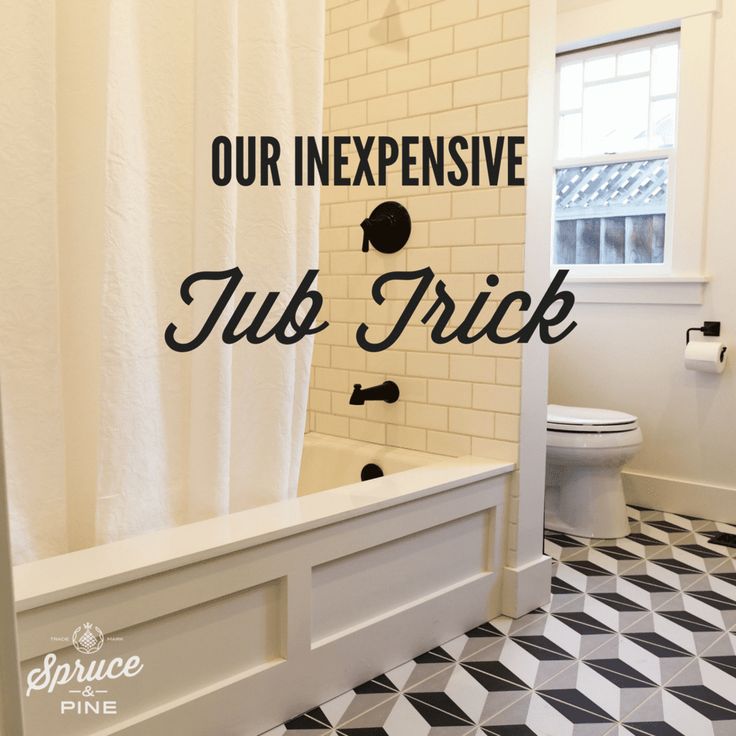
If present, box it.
[495,357,522,386]
[406,351,449,378]
[471,436,518,463]
[453,73,502,107]
[408,84,453,116]
[436,272,475,299]
[368,0,410,20]
[331,100,368,130]
[366,248,406,274]
[347,274,373,298]
[452,189,500,218]
[427,378,472,407]
[316,412,349,438]
[350,418,386,444]
[330,251,366,275]
[387,60,430,92]
[367,92,409,123]
[321,185,350,205]
[449,407,494,437]
[392,325,427,352]
[450,354,496,383]
[326,31,349,59]
[366,350,406,374]
[406,402,448,431]
[429,218,475,246]
[316,321,348,346]
[427,430,471,457]
[477,38,528,74]
[367,401,406,424]
[500,186,526,215]
[479,270,524,298]
[387,424,427,451]
[431,0,477,30]
[348,71,387,102]
[349,121,390,140]
[331,298,367,323]
[324,58,331,86]
[454,15,502,51]
[331,0,368,32]
[350,370,384,387]
[479,0,529,16]
[452,245,498,274]
[495,412,520,442]
[330,50,368,81]
[387,113,431,138]
[318,275,348,299]
[409,0,437,7]
[331,345,367,371]
[408,220,429,246]
[349,19,388,51]
[348,180,389,203]
[387,169,431,196]
[309,389,332,413]
[398,376,427,402]
[472,383,521,414]
[320,227,349,250]
[320,204,330,227]
[331,392,367,418]
[325,80,349,107]
[472,337,521,358]
[318,251,330,273]
[315,366,351,393]
[502,67,528,99]
[328,0,354,9]
[430,50,477,85]
[407,193,452,221]
[408,29,453,63]
[367,39,409,71]
[407,247,451,272]
[478,98,527,131]
[430,106,476,136]
[388,7,431,40]
[311,344,332,368]
[498,244,524,272]
[330,200,367,226]
[476,215,525,244]
[502,6,529,40]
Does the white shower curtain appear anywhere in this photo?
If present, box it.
[0,0,325,563]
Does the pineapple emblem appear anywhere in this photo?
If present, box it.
[72,622,104,655]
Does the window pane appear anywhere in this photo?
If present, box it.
[559,62,583,110]
[650,98,676,148]
[618,48,650,75]
[558,113,582,158]
[651,43,679,96]
[582,77,649,154]
[553,159,668,265]
[584,55,616,82]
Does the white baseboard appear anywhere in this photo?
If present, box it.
[623,471,736,523]
[501,555,552,618]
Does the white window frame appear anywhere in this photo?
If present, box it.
[553,32,679,277]
[553,0,718,304]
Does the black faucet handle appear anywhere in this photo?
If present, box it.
[360,201,411,254]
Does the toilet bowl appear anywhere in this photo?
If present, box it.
[544,404,643,539]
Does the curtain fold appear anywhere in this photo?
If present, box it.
[0,0,325,563]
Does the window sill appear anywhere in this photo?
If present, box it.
[562,275,709,304]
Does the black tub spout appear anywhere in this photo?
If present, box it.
[349,380,400,405]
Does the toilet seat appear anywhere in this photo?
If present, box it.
[547,404,638,434]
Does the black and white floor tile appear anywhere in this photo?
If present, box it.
[262,507,736,736]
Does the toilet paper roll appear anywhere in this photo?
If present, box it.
[684,340,728,373]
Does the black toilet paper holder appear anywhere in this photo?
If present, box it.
[686,321,721,345]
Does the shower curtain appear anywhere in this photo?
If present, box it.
[0,0,325,563]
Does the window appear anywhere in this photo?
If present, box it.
[553,32,680,269]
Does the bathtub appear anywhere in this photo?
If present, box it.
[13,433,513,736]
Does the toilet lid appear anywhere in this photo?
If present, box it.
[547,404,638,433]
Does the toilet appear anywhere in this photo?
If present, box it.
[544,404,643,539]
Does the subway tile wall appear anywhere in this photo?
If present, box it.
[308,0,529,463]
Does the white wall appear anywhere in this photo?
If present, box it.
[550,1,736,512]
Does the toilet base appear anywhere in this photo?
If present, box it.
[545,465,630,539]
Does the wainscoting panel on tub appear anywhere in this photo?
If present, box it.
[13,454,512,736]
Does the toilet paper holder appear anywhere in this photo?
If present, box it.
[686,321,721,344]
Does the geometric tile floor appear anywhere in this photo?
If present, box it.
[262,507,736,736]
